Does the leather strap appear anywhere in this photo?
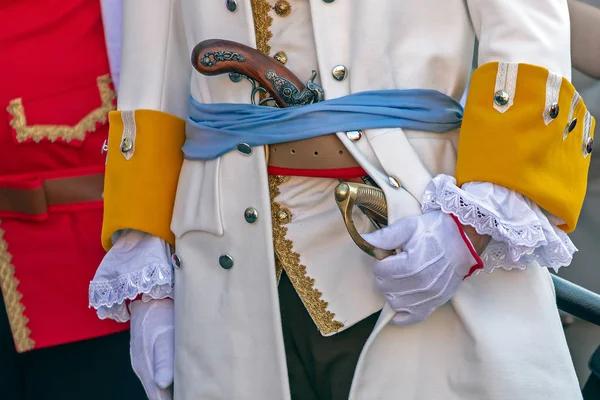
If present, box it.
[268,134,360,170]
[0,173,105,215]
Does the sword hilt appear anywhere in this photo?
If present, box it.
[334,182,396,260]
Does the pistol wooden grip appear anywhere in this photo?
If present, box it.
[191,39,305,106]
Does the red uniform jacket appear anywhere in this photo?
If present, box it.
[0,0,127,352]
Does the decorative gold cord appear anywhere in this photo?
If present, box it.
[7,74,116,143]
[0,222,34,352]
[251,0,275,102]
[251,0,274,56]
[269,176,345,335]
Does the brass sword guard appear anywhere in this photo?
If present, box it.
[334,182,397,260]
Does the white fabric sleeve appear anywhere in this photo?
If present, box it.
[422,174,577,273]
[100,0,123,91]
[466,0,571,78]
[88,230,175,322]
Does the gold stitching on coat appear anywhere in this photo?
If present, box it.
[269,176,345,335]
[0,222,34,353]
[252,0,342,333]
[251,0,274,102]
[7,75,116,143]
[251,0,273,56]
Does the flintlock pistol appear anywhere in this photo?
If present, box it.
[192,39,324,107]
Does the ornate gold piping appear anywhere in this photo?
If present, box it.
[253,2,343,334]
[269,176,345,335]
[7,74,116,143]
[251,0,274,56]
[0,222,34,353]
[251,0,274,102]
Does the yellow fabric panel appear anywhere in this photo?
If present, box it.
[102,110,185,250]
[455,62,595,233]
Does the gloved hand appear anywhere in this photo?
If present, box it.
[130,298,175,400]
[363,210,483,326]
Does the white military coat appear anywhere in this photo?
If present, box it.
[117,0,581,398]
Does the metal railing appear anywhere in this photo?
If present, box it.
[553,274,600,326]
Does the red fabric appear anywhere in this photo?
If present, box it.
[267,165,367,179]
[1,203,127,349]
[0,0,128,352]
[449,215,485,278]
[0,0,111,176]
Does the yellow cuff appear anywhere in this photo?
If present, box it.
[455,62,596,232]
[102,110,185,250]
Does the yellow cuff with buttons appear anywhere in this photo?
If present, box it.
[101,109,185,250]
[455,62,596,233]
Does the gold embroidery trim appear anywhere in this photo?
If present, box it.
[269,176,345,335]
[251,0,274,102]
[7,74,116,143]
[251,0,273,56]
[254,2,342,333]
[0,221,34,353]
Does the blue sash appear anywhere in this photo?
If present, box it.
[184,89,463,160]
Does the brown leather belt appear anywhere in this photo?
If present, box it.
[0,173,105,215]
[267,134,361,170]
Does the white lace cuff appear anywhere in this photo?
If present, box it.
[422,174,577,272]
[88,230,175,322]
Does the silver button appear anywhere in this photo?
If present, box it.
[219,255,234,270]
[120,137,133,153]
[237,143,252,155]
[244,207,259,223]
[493,90,509,106]
[388,176,401,188]
[226,0,237,12]
[172,254,181,269]
[229,72,243,82]
[567,118,577,133]
[586,137,594,155]
[549,103,560,119]
[346,130,362,141]
[332,65,347,81]
[101,140,108,155]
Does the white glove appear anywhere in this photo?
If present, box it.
[130,298,175,400]
[363,211,482,326]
